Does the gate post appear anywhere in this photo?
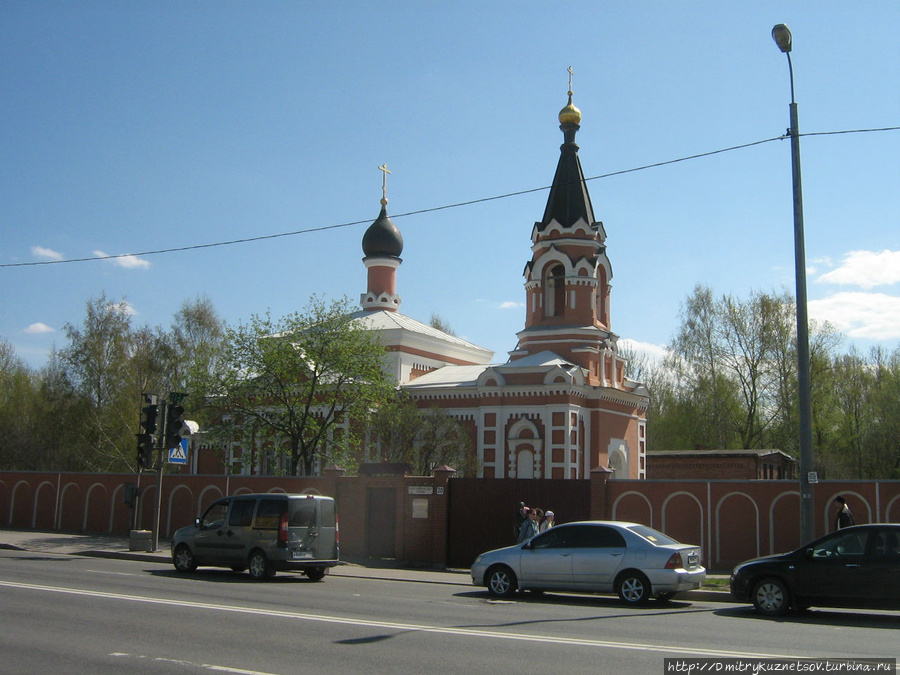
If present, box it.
[433,465,456,568]
[590,466,613,519]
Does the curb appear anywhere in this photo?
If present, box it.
[3,536,736,603]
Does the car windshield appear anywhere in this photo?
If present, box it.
[628,525,679,546]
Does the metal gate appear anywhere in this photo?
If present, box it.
[446,478,591,569]
[365,487,398,559]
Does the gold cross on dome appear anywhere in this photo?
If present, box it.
[378,163,391,203]
[568,66,574,95]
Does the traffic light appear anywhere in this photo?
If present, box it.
[137,394,159,470]
[164,401,190,450]
[137,435,154,469]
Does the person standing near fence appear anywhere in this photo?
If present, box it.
[539,510,555,532]
[517,507,539,543]
[833,496,856,530]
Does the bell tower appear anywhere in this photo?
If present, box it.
[511,71,622,388]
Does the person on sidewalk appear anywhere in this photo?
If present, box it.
[517,507,539,543]
[539,510,555,533]
[833,496,856,530]
[514,502,528,541]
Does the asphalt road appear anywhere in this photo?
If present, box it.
[1,548,897,675]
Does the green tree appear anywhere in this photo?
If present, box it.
[60,294,140,471]
[415,406,476,476]
[369,393,477,475]
[655,285,841,456]
[0,337,39,469]
[862,347,900,478]
[368,393,421,465]
[429,313,457,336]
[207,296,395,476]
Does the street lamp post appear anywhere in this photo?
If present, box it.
[772,23,815,543]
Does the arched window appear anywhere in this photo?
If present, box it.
[545,264,566,317]
[517,448,535,479]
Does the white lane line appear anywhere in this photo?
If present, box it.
[0,580,852,661]
[111,653,281,674]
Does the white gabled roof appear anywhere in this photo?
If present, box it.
[498,350,576,370]
[401,364,495,389]
[350,309,494,364]
[401,350,581,391]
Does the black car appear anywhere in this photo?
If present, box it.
[730,524,900,616]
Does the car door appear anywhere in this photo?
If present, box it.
[794,528,871,604]
[191,498,231,563]
[287,497,320,560]
[571,525,627,590]
[864,528,900,606]
[219,498,256,565]
[519,526,575,588]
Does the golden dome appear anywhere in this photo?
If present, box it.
[558,92,582,125]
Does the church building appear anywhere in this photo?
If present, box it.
[352,85,649,480]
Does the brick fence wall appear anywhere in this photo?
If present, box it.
[2,469,898,571]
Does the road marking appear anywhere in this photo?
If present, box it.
[0,580,867,661]
[86,569,142,577]
[110,653,281,674]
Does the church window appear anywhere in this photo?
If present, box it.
[517,448,535,479]
[544,264,566,317]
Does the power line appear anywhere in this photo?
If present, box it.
[3,126,897,270]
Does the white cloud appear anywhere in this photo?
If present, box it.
[93,250,151,269]
[809,292,900,341]
[499,301,524,309]
[618,338,669,363]
[114,301,139,317]
[32,246,63,261]
[25,322,54,334]
[816,250,900,289]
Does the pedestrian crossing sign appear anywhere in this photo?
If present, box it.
[168,439,188,464]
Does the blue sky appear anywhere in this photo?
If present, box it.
[2,1,899,370]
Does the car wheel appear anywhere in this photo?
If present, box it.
[248,551,275,580]
[173,544,197,573]
[752,577,790,616]
[486,565,518,598]
[617,571,651,604]
[306,567,326,581]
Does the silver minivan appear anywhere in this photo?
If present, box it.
[171,493,339,580]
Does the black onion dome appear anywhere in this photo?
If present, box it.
[362,203,404,258]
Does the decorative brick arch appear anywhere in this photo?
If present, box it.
[611,490,653,527]
[607,440,629,480]
[10,480,34,528]
[197,484,225,516]
[109,483,132,534]
[507,418,542,479]
[84,482,109,532]
[715,492,759,565]
[58,481,84,531]
[166,483,195,536]
[33,480,56,530]
[661,491,704,555]
[886,494,900,523]
[822,490,872,531]
[770,490,800,554]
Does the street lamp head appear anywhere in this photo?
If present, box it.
[772,24,792,53]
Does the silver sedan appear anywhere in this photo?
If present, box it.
[471,521,705,604]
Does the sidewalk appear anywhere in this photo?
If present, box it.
[0,528,732,601]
